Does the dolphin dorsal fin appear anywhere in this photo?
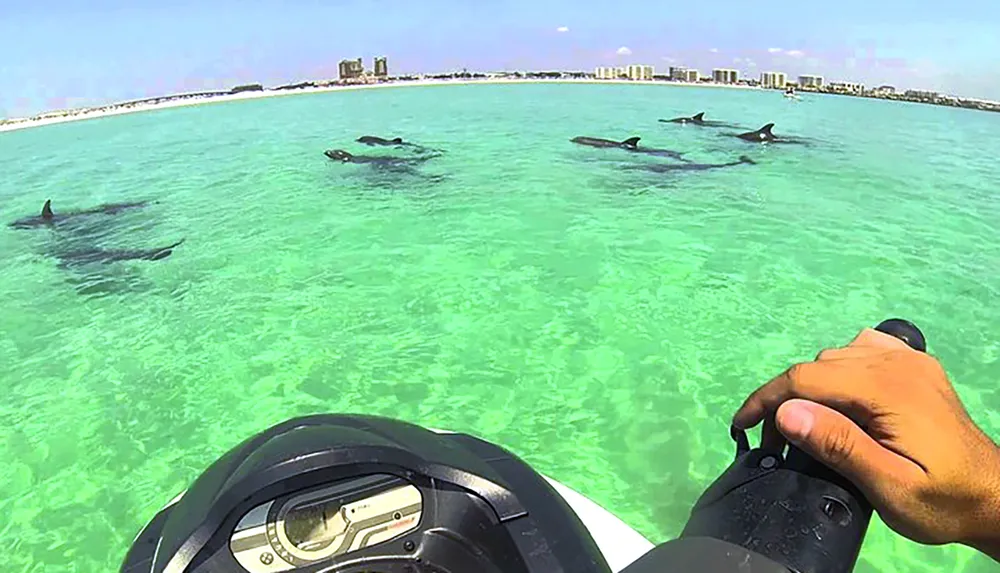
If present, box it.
[392,137,403,143]
[693,112,705,121]
[621,137,641,148]
[759,123,775,136]
[42,199,53,219]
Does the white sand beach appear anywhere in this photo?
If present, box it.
[0,78,761,134]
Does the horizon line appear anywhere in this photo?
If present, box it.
[2,69,997,122]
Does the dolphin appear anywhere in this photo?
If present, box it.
[9,199,149,229]
[571,135,642,150]
[324,149,439,166]
[356,135,425,148]
[54,239,185,268]
[356,135,438,154]
[659,112,740,128]
[729,123,808,145]
[323,149,444,179]
[357,135,406,146]
[570,136,689,161]
[622,155,757,173]
[323,149,443,175]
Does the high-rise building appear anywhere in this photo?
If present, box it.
[760,71,788,89]
[683,69,699,82]
[374,57,388,77]
[712,68,739,84]
[595,66,617,79]
[595,66,629,79]
[669,66,688,81]
[798,74,823,89]
[338,58,364,80]
[625,64,654,80]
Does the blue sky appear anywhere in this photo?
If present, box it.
[1,0,998,117]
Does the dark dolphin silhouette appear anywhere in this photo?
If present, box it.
[324,149,440,165]
[729,123,809,145]
[323,149,445,181]
[9,199,149,230]
[355,135,437,154]
[571,135,642,150]
[54,239,185,268]
[622,155,757,173]
[323,149,440,170]
[357,135,406,146]
[659,112,740,128]
[570,136,689,162]
[356,135,428,149]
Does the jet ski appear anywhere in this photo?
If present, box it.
[120,319,926,573]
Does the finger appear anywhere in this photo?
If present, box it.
[775,399,922,490]
[761,413,787,452]
[732,360,877,430]
[848,328,916,351]
[815,346,890,362]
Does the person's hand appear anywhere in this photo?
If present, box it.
[731,328,1000,557]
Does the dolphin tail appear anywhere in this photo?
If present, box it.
[693,112,705,121]
[42,199,54,219]
[739,155,756,165]
[621,136,641,148]
[657,119,669,122]
[149,239,185,261]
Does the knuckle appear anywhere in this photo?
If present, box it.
[785,362,810,394]
[816,349,834,361]
[822,424,857,465]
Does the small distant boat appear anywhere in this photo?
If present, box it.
[784,87,801,101]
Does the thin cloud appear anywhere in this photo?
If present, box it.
[616,46,633,56]
[709,48,719,53]
[768,47,783,54]
[661,56,676,63]
[733,57,743,63]
[556,26,569,32]
[786,49,805,58]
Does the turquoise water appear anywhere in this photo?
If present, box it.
[1,82,999,573]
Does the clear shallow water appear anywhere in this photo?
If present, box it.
[1,82,999,573]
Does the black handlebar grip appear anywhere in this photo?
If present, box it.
[874,318,926,352]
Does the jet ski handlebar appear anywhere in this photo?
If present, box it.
[626,318,926,573]
[120,319,925,573]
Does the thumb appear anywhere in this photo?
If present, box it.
[776,399,913,487]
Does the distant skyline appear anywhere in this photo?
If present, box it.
[2,0,999,117]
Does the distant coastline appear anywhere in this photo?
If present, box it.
[2,73,997,134]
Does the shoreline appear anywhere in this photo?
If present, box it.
[2,76,995,135]
[0,78,757,134]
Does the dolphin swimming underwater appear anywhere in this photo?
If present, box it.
[324,149,440,167]
[729,123,809,145]
[570,136,689,161]
[355,135,430,149]
[357,135,406,146]
[621,155,757,173]
[9,199,150,229]
[53,239,186,268]
[323,149,445,181]
[658,112,739,128]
